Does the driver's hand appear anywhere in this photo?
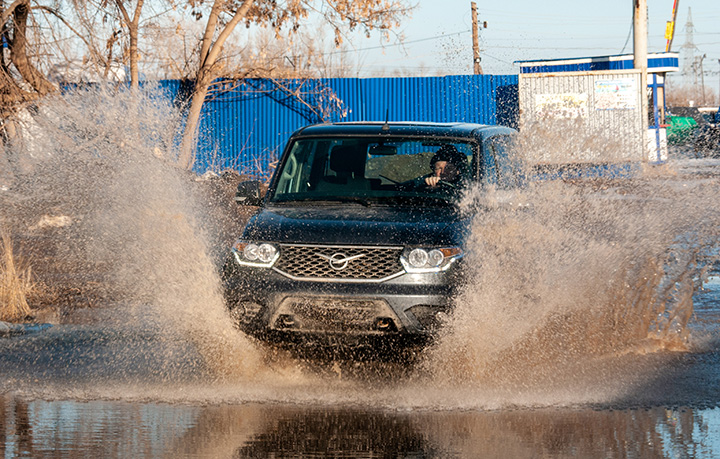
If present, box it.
[424,176,441,187]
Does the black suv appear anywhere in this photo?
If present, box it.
[222,122,519,349]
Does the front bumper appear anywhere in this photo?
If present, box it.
[222,260,462,345]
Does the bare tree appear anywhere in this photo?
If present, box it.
[55,2,104,78]
[0,0,57,114]
[113,0,145,89]
[0,0,414,172]
[0,1,135,112]
[177,0,414,170]
[70,1,164,87]
[0,0,126,165]
[1,1,57,182]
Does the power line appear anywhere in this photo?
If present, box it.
[320,29,472,57]
[620,18,633,54]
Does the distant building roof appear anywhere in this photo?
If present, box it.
[516,52,679,74]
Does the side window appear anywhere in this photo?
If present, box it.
[482,139,498,186]
[487,135,518,189]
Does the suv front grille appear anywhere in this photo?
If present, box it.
[273,244,404,282]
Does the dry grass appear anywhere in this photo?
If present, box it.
[0,226,34,322]
[666,81,719,107]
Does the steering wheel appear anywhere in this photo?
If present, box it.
[437,180,457,189]
[423,179,457,189]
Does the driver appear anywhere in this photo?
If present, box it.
[422,144,468,189]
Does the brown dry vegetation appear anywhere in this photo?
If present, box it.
[666,81,719,107]
[0,225,34,322]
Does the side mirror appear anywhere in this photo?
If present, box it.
[235,180,263,206]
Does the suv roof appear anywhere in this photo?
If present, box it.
[292,121,514,139]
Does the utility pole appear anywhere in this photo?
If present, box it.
[699,54,706,104]
[471,2,483,75]
[634,0,648,136]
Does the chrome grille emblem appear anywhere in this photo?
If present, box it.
[317,252,365,270]
[274,244,404,282]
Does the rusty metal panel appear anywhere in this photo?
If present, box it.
[518,70,644,164]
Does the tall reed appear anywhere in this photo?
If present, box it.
[0,226,33,322]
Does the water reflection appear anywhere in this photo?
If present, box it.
[2,395,718,458]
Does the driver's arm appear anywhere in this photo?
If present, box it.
[424,176,442,187]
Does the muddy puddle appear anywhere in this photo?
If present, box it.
[1,398,719,458]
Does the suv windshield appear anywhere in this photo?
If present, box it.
[270,136,477,205]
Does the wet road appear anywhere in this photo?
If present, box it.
[2,158,720,457]
[1,283,719,457]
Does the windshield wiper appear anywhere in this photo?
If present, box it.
[378,194,453,207]
[324,196,373,207]
[272,196,373,207]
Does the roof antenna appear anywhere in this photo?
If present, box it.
[382,108,390,131]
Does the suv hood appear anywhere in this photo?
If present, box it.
[241,204,470,247]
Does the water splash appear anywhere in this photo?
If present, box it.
[3,85,720,409]
[4,85,264,380]
[426,160,720,387]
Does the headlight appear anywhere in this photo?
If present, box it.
[401,246,463,273]
[232,240,279,267]
[408,248,429,267]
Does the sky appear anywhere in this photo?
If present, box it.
[342,0,720,86]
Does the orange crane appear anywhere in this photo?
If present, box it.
[665,0,680,52]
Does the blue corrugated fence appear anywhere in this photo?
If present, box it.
[159,74,519,176]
